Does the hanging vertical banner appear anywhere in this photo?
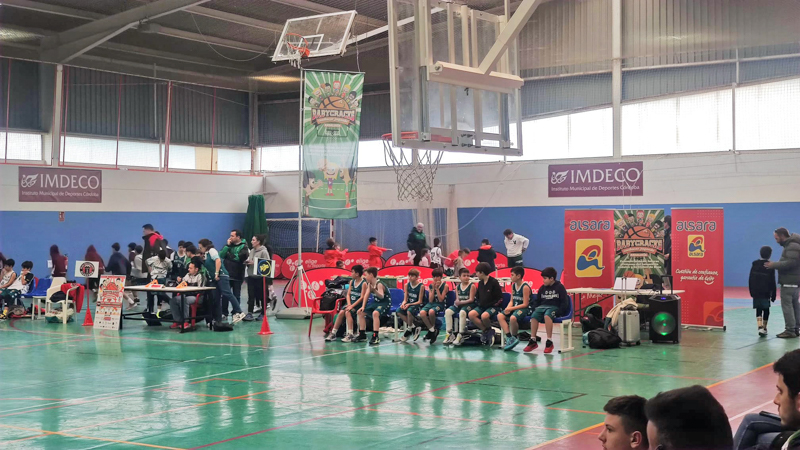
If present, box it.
[301,71,363,219]
[563,210,616,313]
[614,209,666,287]
[672,208,725,328]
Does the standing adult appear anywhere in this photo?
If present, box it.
[107,243,128,276]
[245,234,271,321]
[84,246,106,292]
[141,224,165,278]
[503,229,529,268]
[50,245,67,278]
[766,228,800,338]
[406,223,428,266]
[198,239,244,325]
[220,230,249,318]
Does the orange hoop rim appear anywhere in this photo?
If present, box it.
[381,132,452,144]
[285,32,311,57]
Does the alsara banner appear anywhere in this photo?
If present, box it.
[563,210,616,313]
[672,208,725,328]
[301,70,364,219]
[614,209,666,286]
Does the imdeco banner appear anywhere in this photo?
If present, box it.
[301,71,363,219]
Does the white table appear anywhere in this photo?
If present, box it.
[567,287,685,320]
[125,285,216,332]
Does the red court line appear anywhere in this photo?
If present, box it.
[188,349,604,449]
[529,362,778,450]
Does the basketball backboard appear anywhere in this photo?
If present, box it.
[272,11,357,62]
[388,0,541,156]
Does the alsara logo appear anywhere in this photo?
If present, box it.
[576,239,604,277]
[688,235,705,258]
[551,170,569,184]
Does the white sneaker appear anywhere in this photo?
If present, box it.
[324,332,335,342]
[342,333,354,343]
[758,327,768,337]
[412,326,422,341]
[231,312,245,324]
[443,332,455,345]
[453,333,465,346]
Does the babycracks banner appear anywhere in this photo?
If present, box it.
[302,70,364,219]
[615,209,666,286]
[563,210,615,313]
[672,208,725,328]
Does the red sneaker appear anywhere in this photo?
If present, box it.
[523,341,538,353]
[544,340,554,354]
[170,323,180,329]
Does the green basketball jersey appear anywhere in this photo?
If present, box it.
[350,278,365,304]
[373,281,391,304]
[457,283,472,302]
[406,282,423,304]
[512,282,530,307]
[429,282,447,304]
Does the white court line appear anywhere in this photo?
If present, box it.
[728,400,776,422]
[0,340,397,415]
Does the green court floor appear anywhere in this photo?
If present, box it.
[0,299,790,449]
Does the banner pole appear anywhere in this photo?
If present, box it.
[297,70,305,310]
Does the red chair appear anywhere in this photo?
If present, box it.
[308,296,345,337]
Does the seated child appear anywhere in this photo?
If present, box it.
[444,268,476,346]
[467,262,504,346]
[421,268,448,344]
[498,266,532,351]
[399,268,425,342]
[357,267,392,345]
[327,265,367,342]
[0,259,29,318]
[523,267,570,354]
[170,259,205,329]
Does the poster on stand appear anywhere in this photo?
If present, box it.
[672,208,725,328]
[94,275,125,330]
[614,209,666,287]
[301,70,364,219]
[563,210,616,314]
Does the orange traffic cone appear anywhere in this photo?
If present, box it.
[83,305,94,326]
[258,311,273,335]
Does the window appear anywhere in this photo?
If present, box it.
[167,145,196,170]
[217,148,251,172]
[622,89,732,155]
[358,140,386,168]
[0,132,43,161]
[260,145,299,172]
[63,136,163,168]
[736,78,800,151]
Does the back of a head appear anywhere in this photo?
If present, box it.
[645,385,732,449]
[327,238,336,249]
[460,247,470,255]
[112,242,121,252]
[776,227,791,238]
[128,242,137,251]
[158,249,167,260]
[434,238,440,247]
[760,245,773,260]
[481,239,490,245]
[5,258,15,268]
[50,245,60,256]
[142,223,154,231]
[135,245,143,254]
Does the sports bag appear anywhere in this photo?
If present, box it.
[587,329,621,349]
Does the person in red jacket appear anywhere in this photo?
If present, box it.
[367,237,390,268]
[324,238,348,268]
[84,245,106,293]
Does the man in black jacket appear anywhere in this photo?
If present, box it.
[524,267,570,354]
[220,230,249,318]
[141,224,165,277]
[467,262,503,345]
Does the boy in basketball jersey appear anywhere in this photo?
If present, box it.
[326,265,368,342]
[421,268,449,344]
[444,268,477,346]
[357,267,393,345]
[398,268,425,342]
[498,266,532,351]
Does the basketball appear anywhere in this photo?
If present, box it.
[320,96,349,110]
[624,225,654,239]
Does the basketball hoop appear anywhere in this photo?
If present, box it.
[382,132,445,202]
[285,32,310,68]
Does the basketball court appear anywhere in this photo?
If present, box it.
[2,0,800,449]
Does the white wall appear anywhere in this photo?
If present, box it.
[0,165,264,213]
[263,149,800,212]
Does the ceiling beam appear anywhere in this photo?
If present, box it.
[2,0,268,54]
[186,6,285,33]
[41,27,135,63]
[269,0,387,27]
[41,0,210,50]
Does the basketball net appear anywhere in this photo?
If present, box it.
[382,133,443,202]
[286,33,310,69]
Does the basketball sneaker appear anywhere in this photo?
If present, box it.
[544,340,555,354]
[523,340,538,353]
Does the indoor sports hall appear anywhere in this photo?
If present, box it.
[1,0,800,449]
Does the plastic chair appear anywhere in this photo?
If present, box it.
[552,296,575,353]
[23,278,51,320]
[389,288,406,341]
[308,295,345,337]
[45,281,79,324]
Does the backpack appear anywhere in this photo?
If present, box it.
[319,290,341,311]
[587,329,621,349]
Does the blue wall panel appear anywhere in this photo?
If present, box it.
[0,211,245,282]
